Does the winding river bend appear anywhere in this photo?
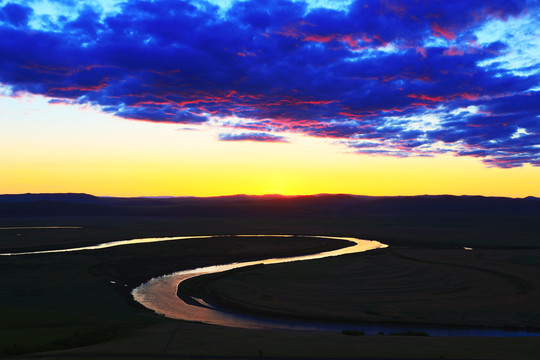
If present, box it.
[132,235,386,329]
[3,233,538,336]
[131,235,539,337]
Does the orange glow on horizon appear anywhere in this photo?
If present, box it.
[1,93,539,198]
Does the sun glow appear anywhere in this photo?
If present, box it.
[1,92,539,197]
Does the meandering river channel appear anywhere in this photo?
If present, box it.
[130,235,539,337]
[132,235,386,329]
[3,233,538,336]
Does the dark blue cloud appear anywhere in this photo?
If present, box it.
[0,0,539,167]
[0,3,32,27]
[218,132,289,142]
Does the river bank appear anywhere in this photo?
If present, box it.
[0,235,350,357]
[179,246,540,332]
[15,321,540,360]
[2,220,539,359]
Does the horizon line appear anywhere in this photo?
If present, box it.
[0,192,538,200]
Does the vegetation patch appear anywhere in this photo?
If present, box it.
[341,329,365,336]
[389,330,430,336]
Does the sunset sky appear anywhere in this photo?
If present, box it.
[1,0,539,197]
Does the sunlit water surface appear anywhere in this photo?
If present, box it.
[2,233,538,336]
[130,236,538,337]
[0,234,211,256]
[133,236,384,328]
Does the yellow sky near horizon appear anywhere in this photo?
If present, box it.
[1,93,539,198]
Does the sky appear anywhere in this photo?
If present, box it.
[0,0,539,197]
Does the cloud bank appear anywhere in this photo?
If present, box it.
[1,0,539,166]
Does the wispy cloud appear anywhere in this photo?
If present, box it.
[218,132,289,143]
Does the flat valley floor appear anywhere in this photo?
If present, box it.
[1,214,539,359]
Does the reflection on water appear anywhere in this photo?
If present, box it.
[133,236,378,329]
[133,236,388,330]
[0,235,211,256]
[132,235,540,337]
[2,233,538,337]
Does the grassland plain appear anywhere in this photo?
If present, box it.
[1,212,539,359]
[181,247,540,329]
[0,228,347,357]
[14,322,540,360]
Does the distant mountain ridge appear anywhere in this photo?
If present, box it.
[0,193,101,203]
[0,193,539,218]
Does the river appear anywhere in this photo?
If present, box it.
[130,235,539,337]
[132,236,385,328]
[3,233,538,336]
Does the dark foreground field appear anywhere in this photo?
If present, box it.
[1,194,540,359]
[0,232,346,356]
[182,247,540,329]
